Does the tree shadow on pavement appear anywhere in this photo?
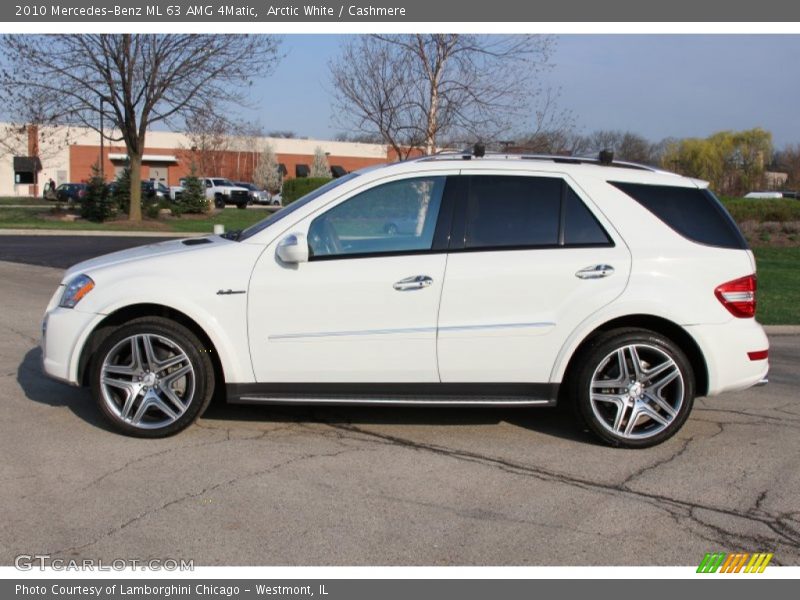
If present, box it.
[17,346,116,433]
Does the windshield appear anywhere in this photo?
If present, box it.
[212,179,232,186]
[238,173,361,242]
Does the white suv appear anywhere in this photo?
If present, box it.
[41,151,769,447]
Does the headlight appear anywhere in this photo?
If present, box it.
[59,274,95,308]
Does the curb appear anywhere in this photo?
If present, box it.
[764,325,800,335]
[0,228,203,238]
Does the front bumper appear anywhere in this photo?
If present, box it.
[41,306,102,386]
[685,318,769,396]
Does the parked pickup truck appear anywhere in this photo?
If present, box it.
[170,177,250,209]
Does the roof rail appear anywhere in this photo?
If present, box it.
[414,151,672,174]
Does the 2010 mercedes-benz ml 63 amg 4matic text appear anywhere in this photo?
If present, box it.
[41,150,769,447]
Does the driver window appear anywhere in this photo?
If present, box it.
[308,176,446,259]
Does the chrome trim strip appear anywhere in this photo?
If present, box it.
[269,322,555,341]
[438,322,555,333]
[269,326,436,340]
[236,396,552,407]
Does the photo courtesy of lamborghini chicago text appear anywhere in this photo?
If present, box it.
[0,0,798,597]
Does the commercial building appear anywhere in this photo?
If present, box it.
[0,123,394,197]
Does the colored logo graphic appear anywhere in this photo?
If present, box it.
[697,552,773,573]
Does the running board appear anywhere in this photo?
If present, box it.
[226,383,559,407]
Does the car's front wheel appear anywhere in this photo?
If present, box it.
[90,317,214,437]
[568,328,695,448]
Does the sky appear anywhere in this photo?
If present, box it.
[242,34,800,148]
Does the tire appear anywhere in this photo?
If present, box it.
[236,201,248,210]
[90,317,215,438]
[567,328,695,448]
[214,195,225,209]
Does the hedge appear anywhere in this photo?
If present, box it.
[282,177,332,205]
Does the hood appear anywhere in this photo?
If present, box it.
[63,235,224,280]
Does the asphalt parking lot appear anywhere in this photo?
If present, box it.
[1,241,798,566]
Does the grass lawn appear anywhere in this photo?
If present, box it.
[0,206,266,233]
[0,196,49,206]
[754,247,800,325]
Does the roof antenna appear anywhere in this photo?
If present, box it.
[599,149,614,165]
[473,142,486,158]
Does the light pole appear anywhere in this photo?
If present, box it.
[99,96,104,181]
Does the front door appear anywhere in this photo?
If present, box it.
[248,174,454,383]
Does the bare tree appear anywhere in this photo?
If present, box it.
[581,130,656,165]
[330,34,554,159]
[0,34,281,221]
[183,105,234,178]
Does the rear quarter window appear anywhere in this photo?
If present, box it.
[609,181,748,250]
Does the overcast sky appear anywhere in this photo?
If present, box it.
[244,34,800,148]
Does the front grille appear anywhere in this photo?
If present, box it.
[230,190,248,202]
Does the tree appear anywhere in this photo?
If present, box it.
[330,34,554,158]
[253,142,283,195]
[581,130,657,165]
[310,146,331,178]
[81,163,115,222]
[183,105,235,178]
[175,163,207,215]
[773,144,800,188]
[662,128,772,195]
[1,34,281,221]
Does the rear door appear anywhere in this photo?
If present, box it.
[436,172,632,383]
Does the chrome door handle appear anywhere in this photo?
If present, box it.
[393,275,433,291]
[576,264,615,279]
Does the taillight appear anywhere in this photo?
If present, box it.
[715,275,757,318]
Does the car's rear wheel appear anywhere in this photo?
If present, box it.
[568,328,695,448]
[90,317,214,437]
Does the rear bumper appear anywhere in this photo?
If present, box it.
[685,319,769,396]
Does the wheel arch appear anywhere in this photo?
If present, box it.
[557,314,709,398]
[77,303,225,396]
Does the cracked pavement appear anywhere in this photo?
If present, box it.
[1,260,798,566]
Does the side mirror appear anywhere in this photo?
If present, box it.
[276,233,309,264]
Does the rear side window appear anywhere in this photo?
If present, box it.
[564,187,613,245]
[460,176,611,250]
[609,181,748,249]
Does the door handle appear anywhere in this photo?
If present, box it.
[393,275,433,291]
[575,264,615,279]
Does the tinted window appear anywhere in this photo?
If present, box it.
[564,187,612,245]
[309,176,445,258]
[609,181,748,249]
[464,176,561,249]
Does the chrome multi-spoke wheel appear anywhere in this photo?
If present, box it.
[570,329,695,448]
[91,318,214,437]
[100,334,195,429]
[590,344,684,440]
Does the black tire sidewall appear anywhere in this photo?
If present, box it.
[570,329,695,449]
[90,317,215,438]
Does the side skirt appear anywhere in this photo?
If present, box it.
[226,382,559,407]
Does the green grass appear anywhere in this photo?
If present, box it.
[754,247,800,325]
[0,196,49,206]
[0,206,266,233]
